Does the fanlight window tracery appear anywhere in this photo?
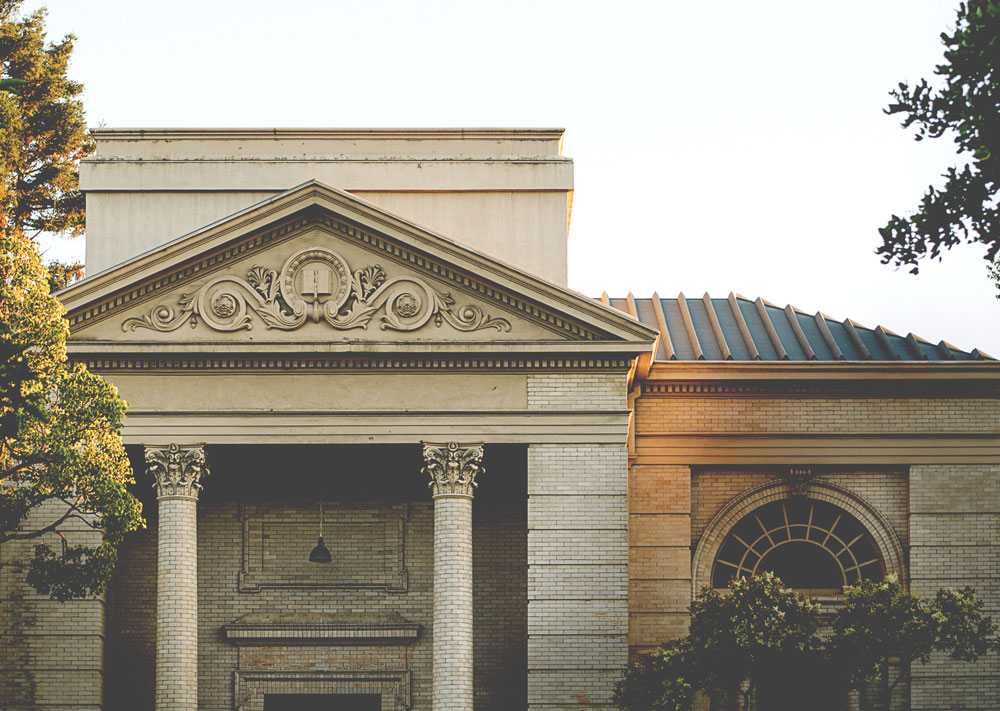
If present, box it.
[711,498,884,591]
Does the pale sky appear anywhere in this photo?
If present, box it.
[30,0,1000,355]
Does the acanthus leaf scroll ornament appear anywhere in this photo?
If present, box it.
[122,247,512,334]
[421,442,485,498]
[145,444,210,499]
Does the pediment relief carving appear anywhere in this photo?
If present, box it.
[121,246,511,335]
[66,211,612,343]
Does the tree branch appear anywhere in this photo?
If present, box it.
[0,495,81,543]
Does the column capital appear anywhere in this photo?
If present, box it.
[421,441,484,498]
[145,444,209,500]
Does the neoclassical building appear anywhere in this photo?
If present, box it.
[0,129,997,711]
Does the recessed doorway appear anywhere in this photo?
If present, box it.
[263,694,381,711]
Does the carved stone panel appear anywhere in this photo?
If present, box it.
[122,246,510,335]
[239,502,408,593]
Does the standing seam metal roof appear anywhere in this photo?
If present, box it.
[602,292,994,362]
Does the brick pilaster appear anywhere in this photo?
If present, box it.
[527,443,629,710]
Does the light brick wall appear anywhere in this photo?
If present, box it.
[628,465,691,654]
[527,443,628,711]
[197,497,435,711]
[473,486,527,711]
[909,465,1000,711]
[691,470,909,548]
[636,396,1000,434]
[104,523,156,710]
[0,500,106,711]
[527,373,626,411]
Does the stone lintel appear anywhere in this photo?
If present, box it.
[223,612,421,646]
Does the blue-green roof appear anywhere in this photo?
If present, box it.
[605,292,993,362]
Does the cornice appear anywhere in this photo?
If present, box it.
[90,127,566,141]
[83,157,572,165]
[66,340,649,354]
[640,380,1000,398]
[646,361,1000,381]
[73,353,635,373]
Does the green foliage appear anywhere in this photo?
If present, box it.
[614,573,821,711]
[989,254,1000,298]
[617,572,999,711]
[46,258,83,291]
[0,0,92,240]
[613,640,696,711]
[829,574,998,709]
[1,216,142,602]
[878,0,999,276]
[689,573,820,707]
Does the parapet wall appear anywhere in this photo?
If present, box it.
[80,128,573,284]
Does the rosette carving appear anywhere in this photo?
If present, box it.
[145,444,209,499]
[421,442,484,498]
[122,247,512,334]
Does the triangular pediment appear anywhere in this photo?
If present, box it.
[61,182,656,356]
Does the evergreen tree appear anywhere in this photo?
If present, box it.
[0,0,92,286]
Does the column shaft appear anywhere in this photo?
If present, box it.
[156,497,199,711]
[422,441,484,711]
[433,495,474,710]
[145,443,208,711]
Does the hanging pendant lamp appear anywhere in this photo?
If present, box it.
[309,501,332,563]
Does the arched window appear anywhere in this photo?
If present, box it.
[711,498,884,592]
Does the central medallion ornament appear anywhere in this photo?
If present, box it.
[281,249,352,323]
[122,247,511,334]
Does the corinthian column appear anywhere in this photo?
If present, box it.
[145,444,209,711]
[422,442,484,711]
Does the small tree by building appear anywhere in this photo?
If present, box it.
[829,575,999,710]
[616,573,999,711]
[614,573,821,711]
[614,639,697,711]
